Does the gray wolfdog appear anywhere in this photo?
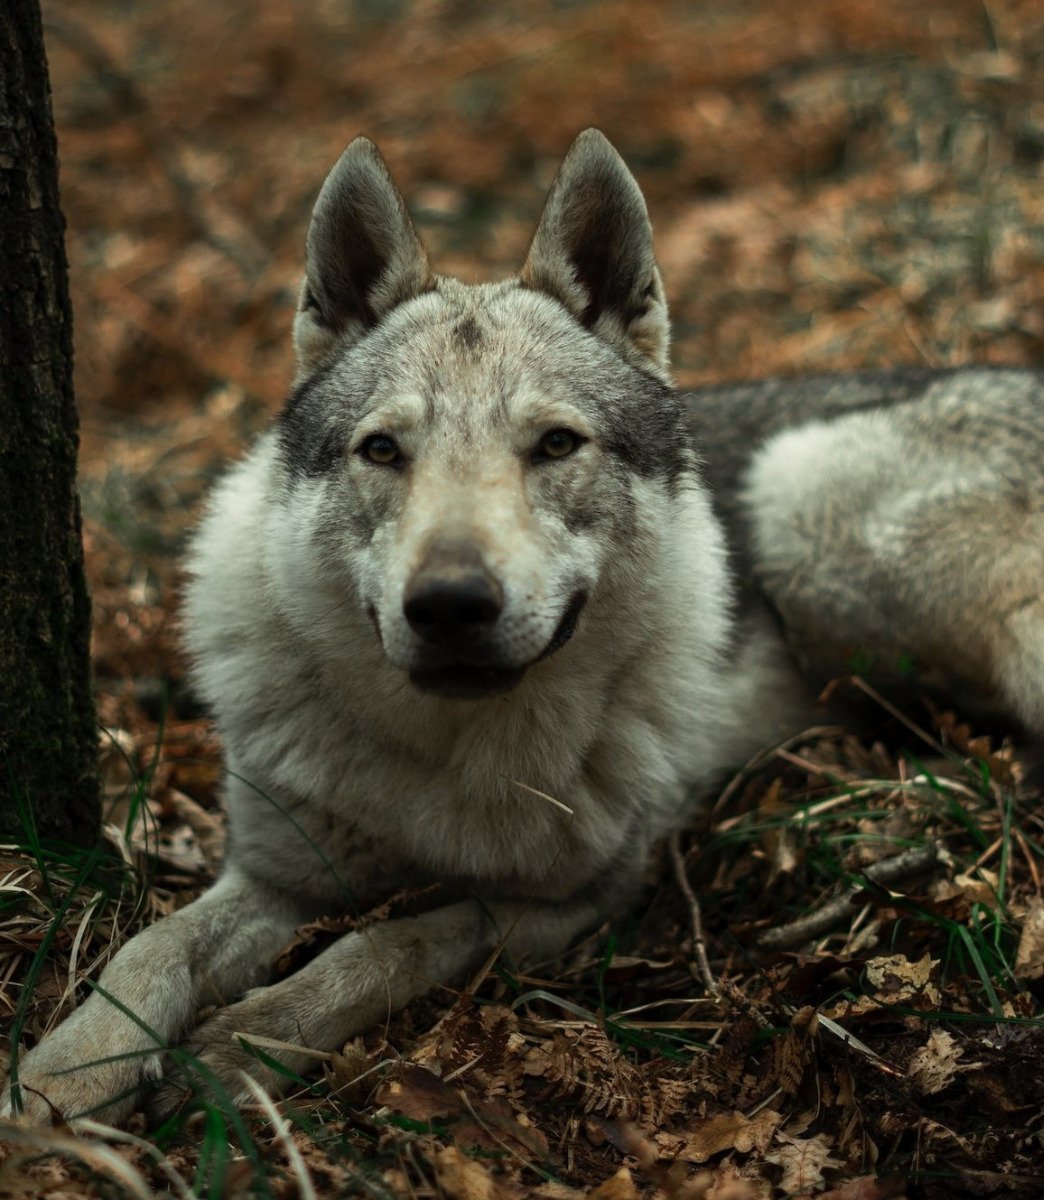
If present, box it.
[5,129,1042,1125]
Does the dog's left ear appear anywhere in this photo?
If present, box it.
[293,137,431,377]
[520,129,670,378]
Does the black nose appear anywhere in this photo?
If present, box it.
[404,559,503,645]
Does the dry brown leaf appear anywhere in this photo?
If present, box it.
[425,1002,525,1099]
[864,952,940,1007]
[588,1167,640,1200]
[701,1160,773,1200]
[273,883,441,976]
[524,1027,644,1120]
[1014,896,1044,980]
[323,1037,376,1106]
[935,711,1017,788]
[784,1108,817,1138]
[765,1133,842,1194]
[272,912,359,977]
[931,869,1000,912]
[434,1146,500,1200]
[761,1028,809,1097]
[660,1109,784,1163]
[906,1029,963,1096]
[379,1063,548,1158]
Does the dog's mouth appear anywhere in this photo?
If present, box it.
[408,591,588,700]
[535,589,588,663]
[408,663,527,699]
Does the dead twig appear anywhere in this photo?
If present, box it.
[669,832,718,998]
[848,676,948,756]
[758,842,947,951]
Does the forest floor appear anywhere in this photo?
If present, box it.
[2,0,1044,1197]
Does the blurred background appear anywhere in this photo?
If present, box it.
[43,0,1042,737]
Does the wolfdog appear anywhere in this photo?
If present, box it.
[5,130,1042,1125]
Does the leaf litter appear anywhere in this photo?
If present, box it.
[3,0,1044,1195]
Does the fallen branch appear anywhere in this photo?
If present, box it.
[758,842,946,952]
[669,832,718,997]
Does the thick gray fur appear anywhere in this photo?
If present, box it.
[5,130,1041,1125]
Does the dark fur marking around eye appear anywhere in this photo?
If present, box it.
[278,364,349,479]
[592,371,693,490]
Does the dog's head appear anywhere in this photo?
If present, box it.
[276,130,695,699]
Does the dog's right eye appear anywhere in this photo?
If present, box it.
[359,435,403,466]
[533,428,584,462]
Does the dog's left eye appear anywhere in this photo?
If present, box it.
[359,435,403,466]
[535,428,582,461]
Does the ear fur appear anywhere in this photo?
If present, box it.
[520,129,670,378]
[293,137,431,377]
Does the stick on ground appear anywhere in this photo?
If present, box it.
[758,842,946,952]
[669,831,719,997]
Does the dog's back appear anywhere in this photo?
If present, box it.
[691,366,1044,733]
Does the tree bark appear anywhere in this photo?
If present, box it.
[0,0,99,844]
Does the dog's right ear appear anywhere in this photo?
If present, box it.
[293,138,431,376]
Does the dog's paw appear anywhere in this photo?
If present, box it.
[146,997,310,1122]
[2,1011,160,1127]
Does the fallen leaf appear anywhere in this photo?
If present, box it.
[324,1037,376,1106]
[434,1146,499,1200]
[661,1109,784,1162]
[702,1160,773,1200]
[524,1027,644,1119]
[930,869,1000,911]
[906,1029,962,1096]
[864,952,940,1007]
[934,711,1017,787]
[378,1063,547,1157]
[765,1132,842,1194]
[1014,897,1044,980]
[588,1167,640,1200]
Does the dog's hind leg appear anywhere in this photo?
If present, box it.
[149,895,602,1114]
[743,404,1044,736]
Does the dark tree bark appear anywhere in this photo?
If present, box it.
[0,0,99,844]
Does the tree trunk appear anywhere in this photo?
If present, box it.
[0,0,99,845]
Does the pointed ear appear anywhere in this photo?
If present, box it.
[293,137,431,376]
[520,129,670,378]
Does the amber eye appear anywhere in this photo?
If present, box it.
[537,428,581,460]
[360,434,402,466]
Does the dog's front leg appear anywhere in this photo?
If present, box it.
[151,895,602,1113]
[3,867,310,1126]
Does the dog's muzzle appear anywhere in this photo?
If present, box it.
[403,566,504,648]
[400,570,588,700]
